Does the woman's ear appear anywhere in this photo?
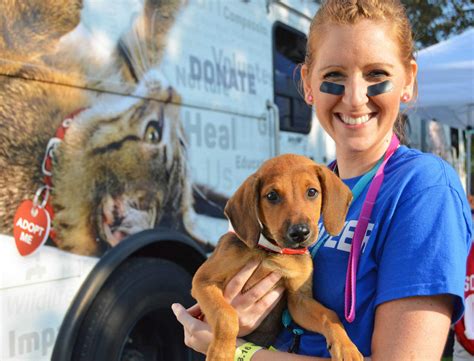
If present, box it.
[403,59,418,100]
[301,64,313,104]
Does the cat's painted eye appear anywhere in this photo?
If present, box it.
[144,121,162,144]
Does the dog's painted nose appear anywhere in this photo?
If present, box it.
[287,224,310,243]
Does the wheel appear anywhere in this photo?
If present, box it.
[72,257,203,361]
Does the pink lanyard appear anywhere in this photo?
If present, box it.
[344,133,400,322]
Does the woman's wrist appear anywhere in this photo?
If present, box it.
[236,338,248,347]
[234,341,263,361]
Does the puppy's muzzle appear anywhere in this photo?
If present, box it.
[287,223,311,244]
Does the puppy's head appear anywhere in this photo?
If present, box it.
[224,154,352,250]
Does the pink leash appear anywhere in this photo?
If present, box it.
[344,134,400,322]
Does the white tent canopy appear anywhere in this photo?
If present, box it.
[412,28,474,129]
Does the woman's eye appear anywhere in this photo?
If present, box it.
[266,191,280,202]
[323,71,344,80]
[367,69,389,79]
[307,188,319,198]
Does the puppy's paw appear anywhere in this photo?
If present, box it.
[328,340,364,361]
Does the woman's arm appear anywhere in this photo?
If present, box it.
[247,347,329,361]
[172,259,373,360]
[371,295,454,361]
[172,261,332,360]
[172,261,284,353]
[172,303,329,360]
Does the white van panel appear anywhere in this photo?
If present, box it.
[0,236,97,360]
[162,0,273,117]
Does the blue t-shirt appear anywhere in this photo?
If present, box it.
[274,146,472,357]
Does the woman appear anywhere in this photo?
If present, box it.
[173,0,472,359]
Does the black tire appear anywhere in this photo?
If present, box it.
[72,257,203,361]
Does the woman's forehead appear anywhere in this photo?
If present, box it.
[311,20,402,68]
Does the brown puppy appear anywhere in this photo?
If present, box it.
[191,154,363,361]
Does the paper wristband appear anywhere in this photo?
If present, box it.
[234,342,263,361]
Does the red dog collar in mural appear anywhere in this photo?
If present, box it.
[13,108,85,256]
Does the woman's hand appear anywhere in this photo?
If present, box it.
[172,260,285,354]
[172,302,213,354]
[223,260,285,336]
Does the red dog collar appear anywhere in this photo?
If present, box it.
[257,234,309,255]
[227,224,308,255]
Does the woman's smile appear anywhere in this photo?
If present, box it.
[335,112,377,126]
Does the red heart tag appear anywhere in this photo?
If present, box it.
[13,200,51,256]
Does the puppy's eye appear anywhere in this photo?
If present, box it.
[307,188,319,198]
[266,191,280,202]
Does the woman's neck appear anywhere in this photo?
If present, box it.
[336,133,393,179]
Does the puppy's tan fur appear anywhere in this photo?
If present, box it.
[192,154,363,361]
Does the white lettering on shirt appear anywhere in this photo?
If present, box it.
[323,220,374,253]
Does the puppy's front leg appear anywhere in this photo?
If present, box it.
[192,282,239,361]
[288,293,363,361]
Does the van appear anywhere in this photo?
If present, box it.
[0,1,327,360]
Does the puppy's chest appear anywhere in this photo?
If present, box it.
[242,254,313,293]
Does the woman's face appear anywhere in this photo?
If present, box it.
[302,20,417,156]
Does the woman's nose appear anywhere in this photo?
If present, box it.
[342,77,369,108]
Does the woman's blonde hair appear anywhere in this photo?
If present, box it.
[306,0,417,142]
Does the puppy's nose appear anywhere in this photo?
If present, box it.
[287,224,310,243]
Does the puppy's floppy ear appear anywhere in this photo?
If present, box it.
[224,174,260,248]
[314,165,353,236]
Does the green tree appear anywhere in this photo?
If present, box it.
[401,0,473,47]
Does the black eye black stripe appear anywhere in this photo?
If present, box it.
[319,80,394,97]
[366,80,393,96]
[320,81,345,95]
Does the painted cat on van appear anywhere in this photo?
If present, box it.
[0,0,203,256]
